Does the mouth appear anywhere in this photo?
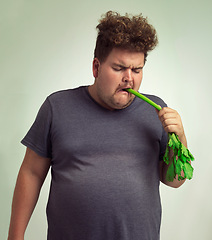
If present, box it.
[117,86,133,93]
[122,88,131,92]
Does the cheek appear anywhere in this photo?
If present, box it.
[101,70,119,87]
[135,73,143,86]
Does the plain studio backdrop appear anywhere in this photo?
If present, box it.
[1,0,211,239]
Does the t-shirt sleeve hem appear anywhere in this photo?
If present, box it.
[21,139,51,159]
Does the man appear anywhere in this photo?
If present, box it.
[8,11,187,240]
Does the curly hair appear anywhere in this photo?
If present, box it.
[94,11,158,63]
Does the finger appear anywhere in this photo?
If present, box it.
[163,124,180,134]
[158,108,180,120]
[162,117,184,135]
[159,106,176,114]
[159,113,178,122]
[162,117,178,126]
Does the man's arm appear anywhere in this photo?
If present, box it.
[8,148,51,240]
[159,158,186,188]
[157,107,187,188]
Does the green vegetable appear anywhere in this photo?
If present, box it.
[163,133,194,181]
[125,88,194,182]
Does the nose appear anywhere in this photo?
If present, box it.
[122,69,133,83]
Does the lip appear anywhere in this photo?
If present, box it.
[117,86,133,93]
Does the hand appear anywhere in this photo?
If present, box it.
[157,107,187,147]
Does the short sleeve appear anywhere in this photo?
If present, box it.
[157,99,168,161]
[159,129,168,161]
[21,98,52,158]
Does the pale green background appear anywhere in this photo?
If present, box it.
[1,0,211,239]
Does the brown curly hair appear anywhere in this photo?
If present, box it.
[94,11,158,63]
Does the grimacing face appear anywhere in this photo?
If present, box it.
[88,48,145,110]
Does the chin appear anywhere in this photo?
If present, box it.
[114,100,133,109]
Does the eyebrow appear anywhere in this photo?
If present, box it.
[112,63,144,70]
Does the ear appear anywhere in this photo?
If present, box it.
[92,58,100,78]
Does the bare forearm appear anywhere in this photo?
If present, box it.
[8,168,44,239]
[160,160,186,188]
[8,148,51,240]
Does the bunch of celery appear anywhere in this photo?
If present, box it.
[125,88,194,182]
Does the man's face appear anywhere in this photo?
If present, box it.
[89,48,145,110]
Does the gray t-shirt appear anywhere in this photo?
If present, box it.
[21,86,167,240]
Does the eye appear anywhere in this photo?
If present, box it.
[132,68,142,74]
[112,66,124,72]
[113,67,121,71]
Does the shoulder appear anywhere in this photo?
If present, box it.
[141,93,167,108]
[46,86,87,105]
[48,86,86,99]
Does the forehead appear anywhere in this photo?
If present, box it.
[106,48,145,67]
